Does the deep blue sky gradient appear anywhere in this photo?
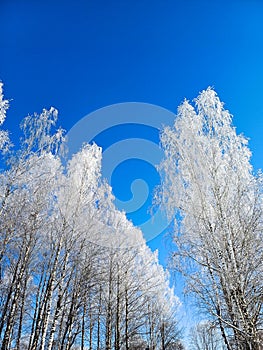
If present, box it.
[1,0,263,261]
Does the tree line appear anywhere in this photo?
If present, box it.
[0,83,182,350]
[2,82,262,349]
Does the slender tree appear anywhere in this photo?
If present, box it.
[158,88,263,349]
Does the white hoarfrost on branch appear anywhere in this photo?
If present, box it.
[0,83,10,152]
[0,83,8,125]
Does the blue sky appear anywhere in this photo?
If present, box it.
[1,0,263,274]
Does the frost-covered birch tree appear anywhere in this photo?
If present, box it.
[158,88,263,349]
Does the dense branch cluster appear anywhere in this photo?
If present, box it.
[0,85,182,350]
[159,88,263,349]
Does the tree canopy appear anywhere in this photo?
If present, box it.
[0,83,182,350]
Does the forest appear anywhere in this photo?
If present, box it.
[0,83,182,350]
[0,83,262,350]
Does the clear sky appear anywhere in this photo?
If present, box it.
[1,0,263,332]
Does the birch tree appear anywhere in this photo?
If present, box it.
[0,107,64,350]
[158,88,263,349]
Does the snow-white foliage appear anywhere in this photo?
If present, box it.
[159,87,263,349]
[0,83,181,350]
[0,83,8,125]
[20,106,64,155]
[0,83,10,151]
